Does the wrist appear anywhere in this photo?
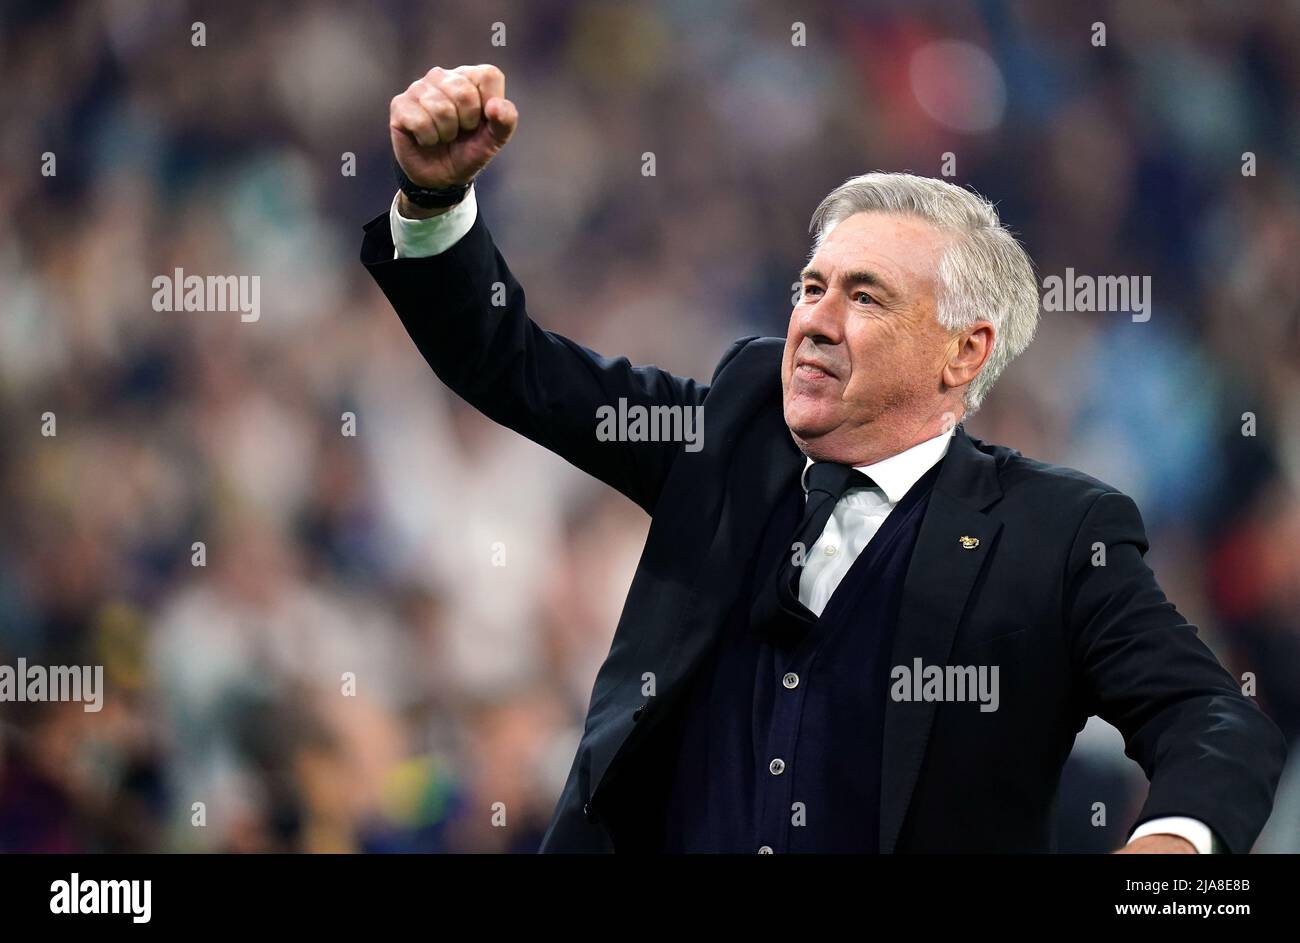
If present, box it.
[393,158,472,215]
[396,191,456,220]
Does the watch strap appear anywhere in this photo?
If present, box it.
[394,159,472,208]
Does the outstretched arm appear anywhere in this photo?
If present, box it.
[362,64,710,513]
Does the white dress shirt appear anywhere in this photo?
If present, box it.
[798,428,953,617]
[386,189,1215,854]
[390,186,479,258]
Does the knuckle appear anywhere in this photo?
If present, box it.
[419,93,456,119]
[445,84,477,107]
[442,72,473,93]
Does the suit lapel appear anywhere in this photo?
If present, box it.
[658,407,804,696]
[880,426,1003,853]
[589,376,803,802]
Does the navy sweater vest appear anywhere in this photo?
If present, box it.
[603,460,941,852]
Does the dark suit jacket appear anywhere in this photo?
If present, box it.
[361,206,1287,854]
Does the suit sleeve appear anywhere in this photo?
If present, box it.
[1064,490,1288,853]
[360,207,728,514]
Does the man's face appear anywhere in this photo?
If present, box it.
[781,211,957,461]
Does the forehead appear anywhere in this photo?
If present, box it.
[810,211,949,296]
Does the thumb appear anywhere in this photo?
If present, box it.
[484,97,518,145]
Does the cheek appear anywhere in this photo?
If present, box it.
[841,319,916,398]
[840,320,882,386]
[784,308,803,349]
[781,313,800,377]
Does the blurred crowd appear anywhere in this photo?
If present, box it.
[1,0,1298,853]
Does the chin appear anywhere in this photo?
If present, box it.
[785,397,835,436]
[784,411,835,454]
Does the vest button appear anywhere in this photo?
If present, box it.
[769,758,786,775]
[782,672,799,689]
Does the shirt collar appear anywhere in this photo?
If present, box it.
[801,427,955,504]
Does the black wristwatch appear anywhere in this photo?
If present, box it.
[394,159,472,208]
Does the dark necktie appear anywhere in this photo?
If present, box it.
[775,461,875,620]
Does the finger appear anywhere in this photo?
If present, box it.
[483,96,518,146]
[457,64,505,108]
[412,83,460,145]
[437,70,483,132]
[390,95,438,148]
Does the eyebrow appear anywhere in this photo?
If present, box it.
[799,267,898,301]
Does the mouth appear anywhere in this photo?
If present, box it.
[795,358,838,381]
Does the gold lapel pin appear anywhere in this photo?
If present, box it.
[958,535,980,550]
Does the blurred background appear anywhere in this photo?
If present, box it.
[1,0,1298,853]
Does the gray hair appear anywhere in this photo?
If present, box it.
[808,172,1039,416]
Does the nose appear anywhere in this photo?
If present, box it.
[796,287,844,345]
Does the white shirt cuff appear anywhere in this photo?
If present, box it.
[389,184,478,259]
[1128,816,1215,854]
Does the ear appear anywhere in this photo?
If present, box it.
[942,321,995,391]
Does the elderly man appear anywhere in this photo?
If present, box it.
[361,64,1285,854]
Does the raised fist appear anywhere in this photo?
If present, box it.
[389,64,518,191]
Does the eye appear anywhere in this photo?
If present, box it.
[802,284,823,298]
[853,290,875,305]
